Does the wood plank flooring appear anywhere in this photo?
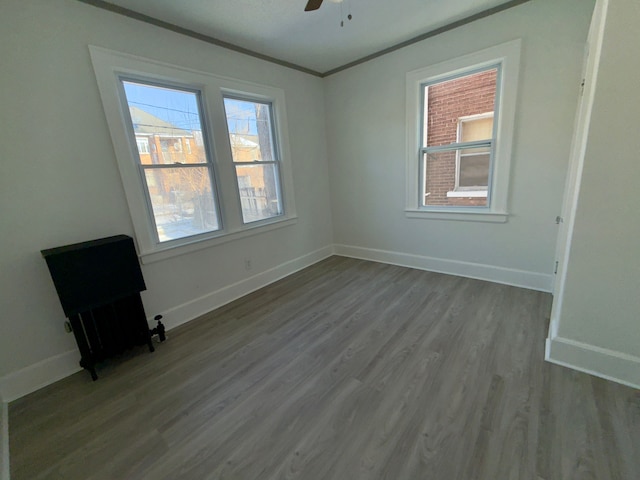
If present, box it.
[9,256,640,479]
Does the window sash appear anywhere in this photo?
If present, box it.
[419,64,500,150]
[232,160,279,166]
[419,140,494,207]
[139,163,220,243]
[420,139,493,155]
[223,95,279,164]
[415,63,502,210]
[120,77,222,244]
[222,96,284,224]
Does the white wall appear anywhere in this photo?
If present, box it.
[324,0,595,290]
[547,0,640,388]
[0,0,603,401]
[0,0,333,399]
[0,399,8,480]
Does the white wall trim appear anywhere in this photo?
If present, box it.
[155,245,333,332]
[0,245,333,402]
[0,351,82,404]
[546,335,640,390]
[334,244,552,292]
[1,399,9,480]
[548,0,609,339]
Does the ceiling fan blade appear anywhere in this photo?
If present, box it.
[304,0,323,12]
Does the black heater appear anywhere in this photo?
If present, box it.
[41,235,156,380]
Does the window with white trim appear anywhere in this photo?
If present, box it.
[90,47,297,261]
[406,40,521,222]
[223,96,283,224]
[424,67,497,206]
[122,80,220,243]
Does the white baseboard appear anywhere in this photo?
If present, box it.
[1,400,9,480]
[0,242,550,402]
[155,245,334,332]
[0,245,334,403]
[334,244,553,292]
[0,351,81,404]
[545,336,640,390]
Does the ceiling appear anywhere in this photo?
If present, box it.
[95,0,524,75]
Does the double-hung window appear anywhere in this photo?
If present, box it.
[122,80,220,243]
[406,40,521,222]
[422,67,498,207]
[222,97,283,224]
[90,47,296,262]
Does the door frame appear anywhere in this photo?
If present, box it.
[548,0,609,339]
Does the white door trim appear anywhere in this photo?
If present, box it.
[548,0,609,338]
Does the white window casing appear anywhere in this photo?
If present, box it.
[89,46,297,263]
[405,39,521,223]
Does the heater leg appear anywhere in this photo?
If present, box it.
[73,314,100,381]
[80,358,98,381]
[149,315,166,345]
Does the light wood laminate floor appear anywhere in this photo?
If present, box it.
[9,257,640,479]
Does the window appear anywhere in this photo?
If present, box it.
[122,80,220,243]
[406,40,521,222]
[136,136,150,154]
[223,97,283,224]
[90,47,297,262]
[423,68,497,207]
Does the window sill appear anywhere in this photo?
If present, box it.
[405,209,508,223]
[446,190,488,198]
[139,216,298,264]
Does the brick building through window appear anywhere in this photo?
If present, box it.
[423,68,498,207]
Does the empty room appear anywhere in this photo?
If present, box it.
[1,0,638,479]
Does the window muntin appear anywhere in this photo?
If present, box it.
[121,80,220,243]
[421,67,499,207]
[223,97,283,224]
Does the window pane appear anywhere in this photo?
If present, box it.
[460,115,493,143]
[122,81,208,165]
[459,151,490,188]
[423,68,497,148]
[423,150,488,207]
[423,150,457,206]
[143,167,219,242]
[223,98,275,163]
[235,164,282,223]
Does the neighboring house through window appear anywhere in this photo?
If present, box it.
[423,68,497,207]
